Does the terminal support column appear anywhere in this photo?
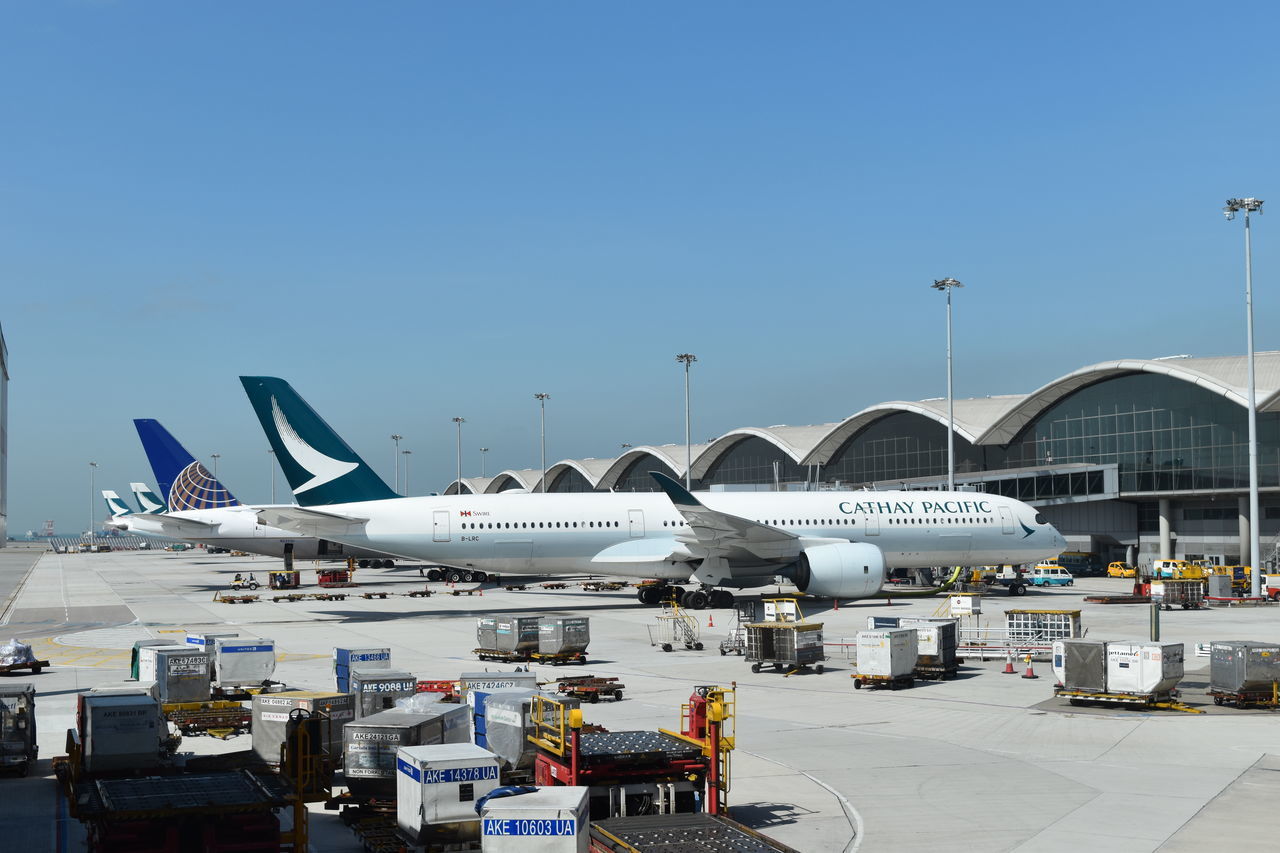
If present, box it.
[1238,496,1251,567]
[1158,498,1172,559]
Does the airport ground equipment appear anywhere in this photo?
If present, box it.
[480,785,590,852]
[659,685,736,816]
[138,645,212,703]
[416,679,462,702]
[251,691,355,765]
[67,769,292,853]
[0,682,37,775]
[269,569,300,590]
[718,601,754,656]
[1208,641,1280,707]
[648,603,702,652]
[541,616,591,656]
[317,567,356,587]
[555,675,625,703]
[395,743,501,848]
[745,621,825,674]
[1052,640,1195,709]
[852,628,917,689]
[213,637,277,688]
[0,637,48,675]
[350,668,417,718]
[342,705,471,799]
[76,691,171,775]
[334,646,392,693]
[1151,580,1205,610]
[163,699,252,739]
[590,813,799,853]
[869,615,961,679]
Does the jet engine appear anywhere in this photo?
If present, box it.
[792,542,886,599]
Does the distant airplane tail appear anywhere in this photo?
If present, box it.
[239,376,398,507]
[133,419,240,511]
[130,482,168,515]
[102,490,134,518]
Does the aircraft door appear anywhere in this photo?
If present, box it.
[999,506,1014,534]
[433,510,450,542]
[864,514,880,535]
[628,509,644,538]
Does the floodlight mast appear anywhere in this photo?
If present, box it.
[676,353,698,489]
[931,278,964,491]
[1224,197,1264,597]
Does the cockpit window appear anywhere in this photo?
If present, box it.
[1034,513,1046,525]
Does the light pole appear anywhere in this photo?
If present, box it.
[676,353,697,489]
[268,449,276,503]
[390,434,403,494]
[211,453,221,479]
[402,450,412,495]
[1224,197,1265,596]
[534,393,550,492]
[452,417,466,490]
[88,461,98,537]
[931,278,964,491]
[479,448,489,478]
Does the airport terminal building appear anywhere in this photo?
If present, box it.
[450,353,1280,571]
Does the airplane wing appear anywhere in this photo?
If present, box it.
[650,472,801,564]
[256,505,369,535]
[132,513,217,535]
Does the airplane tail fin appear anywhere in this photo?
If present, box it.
[133,419,240,511]
[102,490,133,518]
[239,376,398,506]
[129,482,169,515]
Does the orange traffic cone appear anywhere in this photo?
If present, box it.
[1002,653,1016,674]
[707,613,715,628]
[1022,654,1039,679]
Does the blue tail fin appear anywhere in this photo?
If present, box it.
[102,490,134,518]
[133,419,240,511]
[239,376,398,506]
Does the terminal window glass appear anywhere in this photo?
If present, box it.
[613,456,680,492]
[701,436,807,486]
[824,413,985,486]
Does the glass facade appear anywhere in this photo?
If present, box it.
[613,455,679,492]
[1001,373,1280,493]
[823,413,984,485]
[701,436,807,486]
[548,467,594,493]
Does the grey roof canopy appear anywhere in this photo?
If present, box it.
[441,353,1280,493]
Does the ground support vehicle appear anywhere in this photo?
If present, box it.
[163,700,252,739]
[1053,686,1202,712]
[229,577,259,591]
[1152,580,1205,610]
[745,622,825,674]
[267,570,300,590]
[914,660,960,680]
[582,581,626,591]
[472,647,587,665]
[0,683,37,775]
[555,675,624,702]
[316,569,356,587]
[404,587,434,598]
[1107,562,1138,578]
[0,658,49,675]
[648,605,703,652]
[591,813,799,852]
[270,591,348,603]
[215,593,259,604]
[1208,685,1280,708]
[413,680,460,702]
[851,673,914,690]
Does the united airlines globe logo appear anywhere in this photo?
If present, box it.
[169,462,235,510]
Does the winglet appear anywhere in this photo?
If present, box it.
[650,471,701,507]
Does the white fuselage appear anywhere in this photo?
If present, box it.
[277,490,1065,583]
[113,505,391,561]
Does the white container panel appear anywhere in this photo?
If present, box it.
[480,787,590,853]
[856,629,917,678]
[397,743,501,842]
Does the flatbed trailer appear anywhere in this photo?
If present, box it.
[590,812,800,852]
[1208,686,1280,708]
[163,700,252,738]
[472,647,587,665]
[1054,686,1204,712]
[556,675,624,703]
[851,673,914,690]
[0,659,49,675]
[914,661,960,680]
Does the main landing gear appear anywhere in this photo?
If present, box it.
[426,568,489,584]
[635,583,733,610]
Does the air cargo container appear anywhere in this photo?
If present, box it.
[251,690,355,764]
[538,618,590,656]
[852,628,917,689]
[1106,643,1184,695]
[1052,639,1107,691]
[1209,641,1280,706]
[78,693,166,774]
[480,786,590,853]
[396,743,500,846]
[138,645,212,704]
[343,705,471,798]
[213,637,276,687]
[334,646,391,693]
[350,669,418,718]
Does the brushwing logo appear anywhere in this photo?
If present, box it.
[1020,520,1035,539]
[131,483,166,514]
[271,395,358,494]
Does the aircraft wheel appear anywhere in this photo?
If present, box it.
[358,560,370,569]
[711,589,734,609]
[637,587,649,603]
[382,559,395,569]
[686,589,709,610]
[447,570,465,583]
[427,568,442,582]
[473,571,488,583]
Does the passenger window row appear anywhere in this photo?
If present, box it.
[460,521,622,530]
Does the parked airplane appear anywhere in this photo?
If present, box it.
[120,418,404,566]
[102,490,135,520]
[240,376,1066,608]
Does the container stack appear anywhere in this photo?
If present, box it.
[137,645,212,704]
[251,690,356,764]
[334,646,392,693]
[350,669,418,718]
[869,616,960,679]
[343,705,471,798]
[395,743,501,847]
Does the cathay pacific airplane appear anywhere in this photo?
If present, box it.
[240,376,1065,609]
[118,419,404,566]
[102,490,136,521]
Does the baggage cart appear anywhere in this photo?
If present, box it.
[1152,580,1204,610]
[0,683,37,776]
[719,601,755,656]
[1208,685,1280,708]
[0,659,48,675]
[746,621,825,673]
[554,675,624,703]
[648,605,703,652]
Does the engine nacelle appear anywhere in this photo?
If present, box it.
[792,542,886,599]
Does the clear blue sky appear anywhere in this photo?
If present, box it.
[2,1,1275,535]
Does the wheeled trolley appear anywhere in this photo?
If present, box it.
[851,673,914,690]
[555,675,624,703]
[746,622,825,674]
[1208,687,1279,708]
[648,605,703,652]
